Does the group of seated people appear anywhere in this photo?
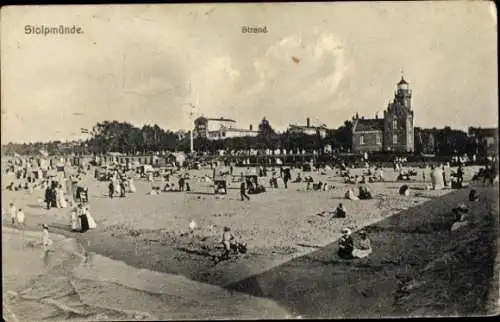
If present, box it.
[291,173,303,183]
[344,174,382,184]
[216,226,248,261]
[338,228,372,259]
[471,166,498,184]
[269,173,279,188]
[6,181,26,191]
[363,167,382,180]
[319,202,347,218]
[397,168,418,181]
[345,186,373,200]
[161,180,191,193]
[449,189,480,234]
[344,174,359,184]
[213,180,227,194]
[246,177,266,194]
[308,181,326,191]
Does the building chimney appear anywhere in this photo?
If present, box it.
[249,124,253,131]
[306,117,310,127]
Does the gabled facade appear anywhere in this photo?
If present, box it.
[352,118,384,153]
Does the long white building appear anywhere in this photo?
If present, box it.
[194,117,259,140]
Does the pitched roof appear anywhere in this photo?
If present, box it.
[398,76,408,85]
[353,118,384,132]
[289,124,328,130]
[468,128,498,137]
[206,117,236,122]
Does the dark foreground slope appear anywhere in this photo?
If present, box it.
[227,185,499,318]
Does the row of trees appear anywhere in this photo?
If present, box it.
[1,118,496,157]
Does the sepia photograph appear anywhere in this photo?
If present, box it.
[1,2,499,320]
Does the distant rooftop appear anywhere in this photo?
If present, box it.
[225,128,259,133]
[289,124,328,130]
[206,117,236,122]
[353,118,384,132]
[468,128,498,137]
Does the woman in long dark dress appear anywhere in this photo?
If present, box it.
[442,165,448,187]
[45,186,52,209]
[50,187,57,208]
[78,204,90,233]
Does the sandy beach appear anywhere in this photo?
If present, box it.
[2,165,499,319]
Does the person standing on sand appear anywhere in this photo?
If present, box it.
[70,207,80,232]
[9,202,17,225]
[16,208,25,227]
[442,164,448,187]
[45,186,52,210]
[430,164,436,189]
[457,164,464,187]
[108,180,114,199]
[120,180,126,198]
[85,206,97,229]
[178,176,185,191]
[78,204,90,233]
[42,224,52,255]
[128,177,136,193]
[58,184,67,208]
[54,185,61,208]
[240,181,250,201]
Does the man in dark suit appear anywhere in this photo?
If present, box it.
[240,181,250,201]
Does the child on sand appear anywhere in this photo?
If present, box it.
[222,226,235,259]
[42,224,53,256]
[16,207,25,224]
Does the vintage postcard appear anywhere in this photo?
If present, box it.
[1,2,498,320]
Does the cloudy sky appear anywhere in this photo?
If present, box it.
[1,2,497,143]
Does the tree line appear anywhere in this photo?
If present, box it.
[1,118,496,158]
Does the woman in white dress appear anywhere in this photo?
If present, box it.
[128,177,136,193]
[85,207,97,229]
[113,176,121,196]
[345,189,359,200]
[430,164,444,190]
[54,186,62,208]
[70,207,80,232]
[58,184,67,208]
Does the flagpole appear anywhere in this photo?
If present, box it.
[190,103,195,154]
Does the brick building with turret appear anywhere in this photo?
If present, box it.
[352,75,415,153]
